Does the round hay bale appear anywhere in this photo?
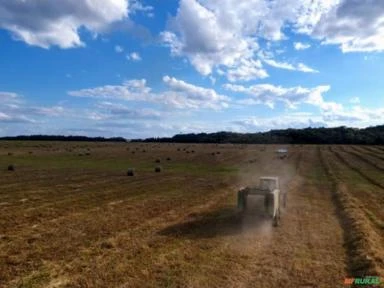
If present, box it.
[155,166,162,173]
[7,152,13,156]
[7,165,15,171]
[166,157,171,161]
[155,159,161,163]
[127,168,135,176]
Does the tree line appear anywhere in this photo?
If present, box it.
[133,125,384,145]
[1,125,383,144]
[0,135,126,142]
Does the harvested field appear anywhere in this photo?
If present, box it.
[0,142,383,287]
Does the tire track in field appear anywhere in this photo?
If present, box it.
[351,146,384,167]
[237,146,347,288]
[0,173,209,237]
[180,147,345,287]
[0,170,116,199]
[1,175,238,287]
[0,171,177,205]
[319,147,384,277]
[374,146,384,153]
[360,146,383,154]
[0,146,355,287]
[341,146,384,171]
[322,147,384,235]
[329,146,384,190]
[96,148,301,288]
[328,146,384,226]
[161,148,302,288]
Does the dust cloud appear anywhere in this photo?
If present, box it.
[230,145,297,246]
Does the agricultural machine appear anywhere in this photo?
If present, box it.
[276,148,288,159]
[237,177,286,226]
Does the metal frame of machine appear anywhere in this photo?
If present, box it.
[237,177,285,226]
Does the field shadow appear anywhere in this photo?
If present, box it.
[159,197,273,239]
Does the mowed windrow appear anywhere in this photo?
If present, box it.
[0,142,383,287]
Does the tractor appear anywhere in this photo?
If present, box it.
[237,177,286,226]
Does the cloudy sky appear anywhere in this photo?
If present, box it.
[1,0,384,138]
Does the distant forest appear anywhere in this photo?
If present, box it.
[0,135,126,142]
[1,125,384,144]
[133,125,384,145]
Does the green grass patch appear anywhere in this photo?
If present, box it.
[364,209,384,230]
[0,154,151,171]
[0,154,239,176]
[16,270,51,288]
[167,162,238,175]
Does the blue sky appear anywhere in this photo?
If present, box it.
[1,0,384,138]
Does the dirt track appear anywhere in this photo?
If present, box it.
[175,145,348,288]
[0,143,383,287]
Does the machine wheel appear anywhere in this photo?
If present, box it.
[272,208,280,227]
[237,190,247,211]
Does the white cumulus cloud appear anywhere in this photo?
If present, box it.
[161,0,384,82]
[161,0,263,80]
[223,83,337,111]
[130,0,154,16]
[127,52,142,61]
[226,59,269,82]
[296,63,319,73]
[115,45,124,53]
[69,76,230,110]
[0,91,20,101]
[294,42,311,50]
[161,0,334,80]
[69,79,151,100]
[231,113,326,132]
[0,0,129,48]
[313,0,384,52]
[261,55,319,73]
[162,75,230,109]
